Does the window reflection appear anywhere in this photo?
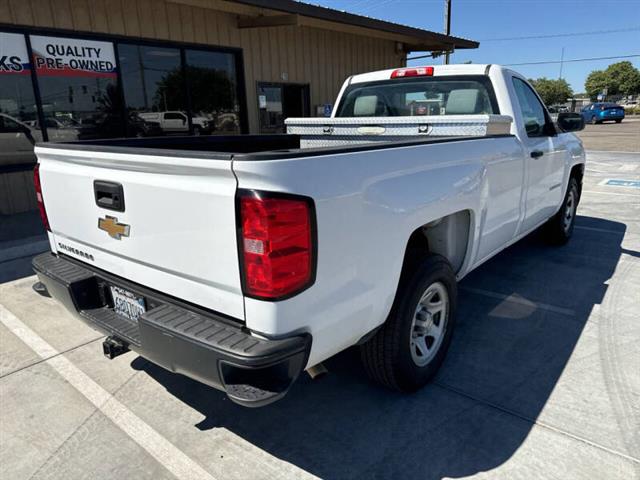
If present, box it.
[30,35,123,141]
[185,49,240,135]
[119,44,186,136]
[0,32,38,167]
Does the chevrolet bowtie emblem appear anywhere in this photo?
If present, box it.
[98,216,130,240]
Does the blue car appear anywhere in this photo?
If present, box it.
[581,103,625,124]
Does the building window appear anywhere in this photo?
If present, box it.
[185,49,240,135]
[118,44,243,137]
[4,30,246,145]
[118,44,186,137]
[0,32,38,168]
[30,35,123,141]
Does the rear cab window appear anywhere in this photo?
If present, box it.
[335,75,499,117]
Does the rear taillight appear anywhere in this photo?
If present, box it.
[391,66,434,78]
[238,191,315,300]
[33,164,50,231]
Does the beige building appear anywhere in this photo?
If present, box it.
[0,0,478,215]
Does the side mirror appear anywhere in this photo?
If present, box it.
[557,112,584,132]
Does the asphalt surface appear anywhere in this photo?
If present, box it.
[1,150,639,480]
[576,116,640,152]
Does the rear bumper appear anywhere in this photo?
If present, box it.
[32,252,311,407]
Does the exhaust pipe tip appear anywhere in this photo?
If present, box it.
[306,363,328,380]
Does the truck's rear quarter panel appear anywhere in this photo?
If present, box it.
[232,135,523,366]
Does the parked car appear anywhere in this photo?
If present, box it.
[0,113,79,165]
[620,100,638,111]
[581,102,625,124]
[547,105,569,113]
[138,111,212,135]
[32,64,585,407]
[0,113,37,165]
[25,117,81,142]
[76,113,163,140]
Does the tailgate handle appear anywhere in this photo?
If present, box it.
[94,181,125,212]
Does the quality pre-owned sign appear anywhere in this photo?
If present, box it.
[29,35,117,78]
[0,32,30,74]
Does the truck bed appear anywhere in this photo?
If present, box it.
[37,132,513,160]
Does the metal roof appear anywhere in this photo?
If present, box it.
[231,0,479,51]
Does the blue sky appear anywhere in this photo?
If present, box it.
[313,0,640,94]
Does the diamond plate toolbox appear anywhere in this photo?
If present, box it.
[285,115,513,148]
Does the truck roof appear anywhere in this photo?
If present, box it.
[349,64,499,84]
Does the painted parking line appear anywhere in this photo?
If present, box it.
[0,303,217,480]
[460,287,576,317]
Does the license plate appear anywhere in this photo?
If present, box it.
[110,285,146,321]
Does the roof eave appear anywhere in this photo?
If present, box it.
[229,0,479,50]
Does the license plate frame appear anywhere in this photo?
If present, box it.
[110,285,146,321]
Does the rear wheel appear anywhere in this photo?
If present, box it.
[360,254,457,392]
[590,116,598,125]
[544,177,579,245]
[615,119,622,123]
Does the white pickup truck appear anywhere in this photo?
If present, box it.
[138,111,211,135]
[32,64,585,407]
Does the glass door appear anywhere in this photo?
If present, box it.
[258,82,309,133]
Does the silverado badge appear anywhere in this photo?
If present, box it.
[98,216,130,240]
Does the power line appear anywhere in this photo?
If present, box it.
[480,26,640,42]
[505,54,640,66]
[407,53,640,64]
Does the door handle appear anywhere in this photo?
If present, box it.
[94,180,125,212]
[530,150,544,159]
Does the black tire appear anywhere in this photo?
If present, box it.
[615,119,622,123]
[544,177,579,245]
[590,116,598,125]
[360,254,457,392]
[193,126,202,136]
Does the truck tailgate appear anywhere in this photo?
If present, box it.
[35,145,244,321]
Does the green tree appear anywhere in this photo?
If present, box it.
[528,77,573,105]
[155,66,236,114]
[585,70,608,99]
[584,62,640,99]
[605,61,640,96]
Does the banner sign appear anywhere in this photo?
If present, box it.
[0,32,30,75]
[29,35,117,78]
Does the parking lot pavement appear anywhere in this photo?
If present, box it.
[1,151,639,480]
[576,117,640,152]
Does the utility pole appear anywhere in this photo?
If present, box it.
[559,47,565,79]
[444,0,452,64]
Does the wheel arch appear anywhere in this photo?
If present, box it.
[398,210,473,286]
[569,162,585,200]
